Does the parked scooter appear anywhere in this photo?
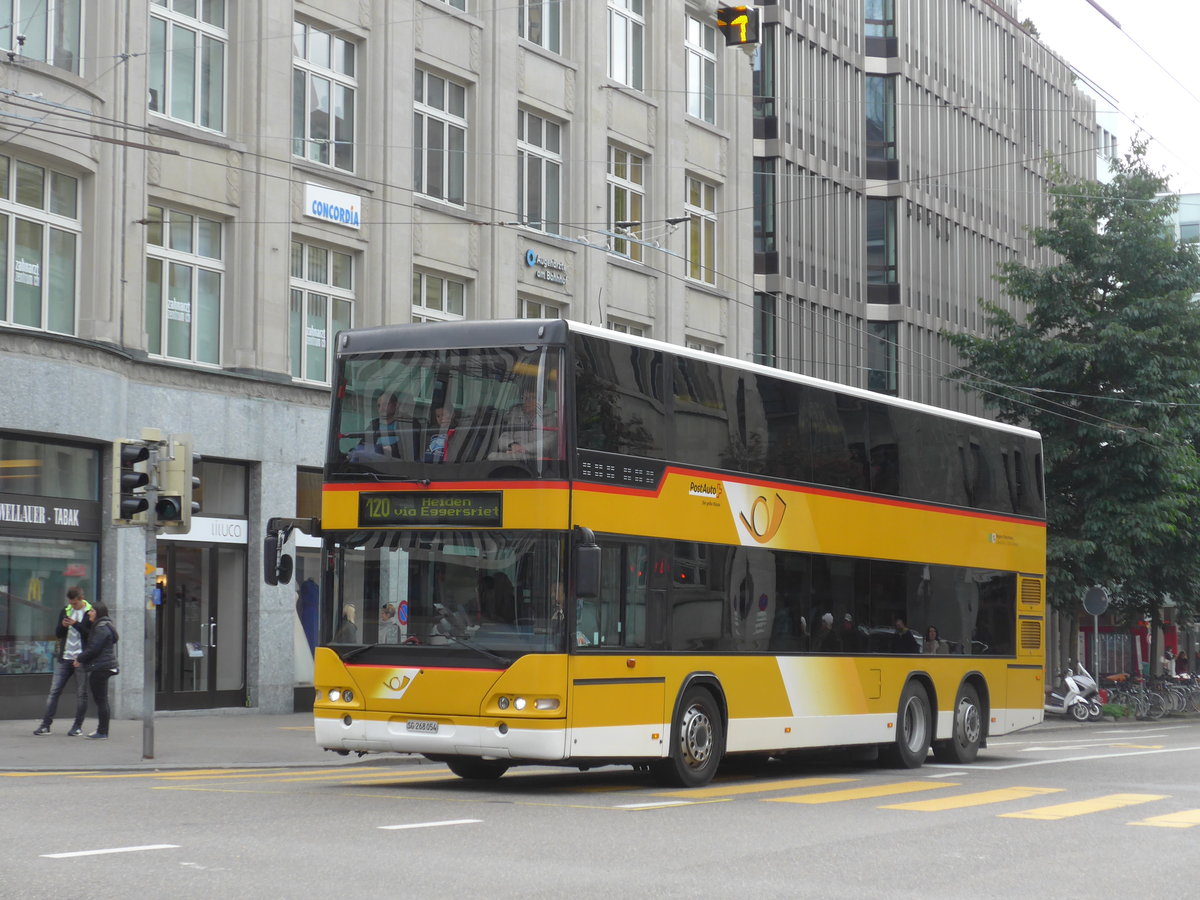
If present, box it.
[1044,665,1096,722]
[1071,663,1105,721]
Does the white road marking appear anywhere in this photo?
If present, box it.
[378,819,482,831]
[969,744,1200,770]
[924,770,968,777]
[42,844,180,859]
[615,801,694,810]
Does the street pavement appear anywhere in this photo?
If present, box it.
[0,709,1164,773]
[0,709,416,772]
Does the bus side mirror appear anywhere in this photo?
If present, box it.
[264,531,294,586]
[575,544,600,599]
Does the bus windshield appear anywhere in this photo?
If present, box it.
[329,530,567,655]
[329,345,563,480]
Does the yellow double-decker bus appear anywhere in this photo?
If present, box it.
[268,319,1046,787]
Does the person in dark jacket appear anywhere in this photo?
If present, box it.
[74,602,118,740]
[34,587,92,736]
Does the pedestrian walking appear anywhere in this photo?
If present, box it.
[33,587,92,736]
[74,602,119,740]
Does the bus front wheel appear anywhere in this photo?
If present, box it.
[445,757,510,780]
[652,686,724,788]
[881,680,931,768]
[933,683,983,764]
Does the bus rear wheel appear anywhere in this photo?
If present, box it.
[881,680,931,768]
[652,686,724,788]
[933,683,983,764]
[445,757,510,780]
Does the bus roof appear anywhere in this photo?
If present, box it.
[336,318,1039,441]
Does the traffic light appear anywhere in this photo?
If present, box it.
[716,5,760,45]
[112,439,150,524]
[157,435,201,534]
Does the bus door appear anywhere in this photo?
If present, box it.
[566,542,667,759]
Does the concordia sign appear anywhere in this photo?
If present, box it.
[304,183,362,230]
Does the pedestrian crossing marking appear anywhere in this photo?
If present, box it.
[655,776,858,800]
[881,786,1063,812]
[1128,809,1200,829]
[766,780,956,805]
[999,793,1166,820]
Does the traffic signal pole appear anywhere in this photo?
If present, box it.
[141,430,160,760]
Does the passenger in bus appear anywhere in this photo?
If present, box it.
[351,391,406,460]
[492,388,556,458]
[838,613,863,652]
[810,612,836,651]
[892,617,920,653]
[378,603,399,643]
[424,406,454,463]
[922,625,945,654]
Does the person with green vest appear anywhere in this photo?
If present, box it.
[33,586,92,736]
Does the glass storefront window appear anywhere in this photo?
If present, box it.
[0,436,99,501]
[0,537,97,675]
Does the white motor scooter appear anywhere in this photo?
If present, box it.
[1044,667,1093,722]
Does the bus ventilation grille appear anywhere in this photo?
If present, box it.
[1019,578,1042,605]
[1019,619,1042,651]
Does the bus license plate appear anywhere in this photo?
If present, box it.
[406,720,438,734]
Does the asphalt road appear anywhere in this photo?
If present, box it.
[7,719,1200,899]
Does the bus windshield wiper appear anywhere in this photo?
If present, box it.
[340,643,382,661]
[436,630,512,667]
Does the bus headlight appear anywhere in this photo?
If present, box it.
[535,698,559,711]
[329,689,341,702]
[514,697,527,711]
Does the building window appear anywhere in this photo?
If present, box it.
[414,68,467,206]
[519,297,562,319]
[144,204,223,365]
[686,339,720,354]
[608,146,644,261]
[608,0,644,91]
[865,0,895,38]
[290,241,353,384]
[1180,222,1200,244]
[754,291,776,367]
[867,321,898,395]
[752,24,775,120]
[1,1,81,73]
[412,271,466,322]
[867,197,897,285]
[438,0,467,9]
[685,176,717,285]
[519,0,560,53]
[865,76,896,162]
[685,15,716,124]
[518,110,562,234]
[0,155,79,334]
[292,21,356,172]
[606,318,645,337]
[148,0,227,132]
[753,158,776,253]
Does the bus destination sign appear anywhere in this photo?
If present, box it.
[359,492,502,527]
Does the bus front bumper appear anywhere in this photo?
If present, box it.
[314,711,567,761]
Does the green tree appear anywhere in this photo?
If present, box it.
[948,145,1200,622]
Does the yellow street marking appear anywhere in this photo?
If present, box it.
[273,771,449,784]
[0,771,100,777]
[655,777,858,800]
[78,768,268,779]
[1129,809,1200,829]
[1111,744,1163,750]
[155,767,388,781]
[882,786,1063,812]
[1000,793,1166,820]
[767,781,956,805]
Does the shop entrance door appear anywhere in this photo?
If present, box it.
[156,543,246,709]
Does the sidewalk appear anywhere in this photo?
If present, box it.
[0,710,418,773]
